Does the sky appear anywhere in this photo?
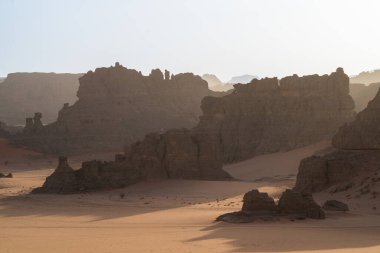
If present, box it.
[1,0,380,81]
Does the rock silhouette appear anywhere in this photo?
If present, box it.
[198,68,355,162]
[14,63,224,154]
[216,189,324,223]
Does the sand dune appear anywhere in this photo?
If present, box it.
[1,141,380,252]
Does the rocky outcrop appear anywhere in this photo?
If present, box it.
[14,63,224,154]
[198,68,355,162]
[33,128,231,193]
[0,73,82,125]
[294,150,380,192]
[216,189,324,223]
[350,82,380,112]
[0,173,13,178]
[277,189,325,219]
[333,87,380,150]
[241,189,278,214]
[295,88,380,193]
[33,156,142,193]
[322,200,349,211]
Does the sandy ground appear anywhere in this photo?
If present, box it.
[1,139,380,253]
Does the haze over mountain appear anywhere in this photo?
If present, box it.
[0,73,82,125]
[350,69,380,85]
[228,74,258,84]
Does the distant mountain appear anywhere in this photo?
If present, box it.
[350,69,380,85]
[228,74,258,84]
[0,72,83,125]
[350,82,380,112]
[201,74,234,92]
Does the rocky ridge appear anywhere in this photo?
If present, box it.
[14,63,224,154]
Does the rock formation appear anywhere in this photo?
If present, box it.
[333,88,380,150]
[216,189,324,223]
[350,69,380,85]
[197,68,355,162]
[241,189,278,214]
[0,72,82,125]
[15,63,224,154]
[33,129,231,194]
[350,82,380,112]
[295,87,380,193]
[277,189,325,219]
[0,172,13,178]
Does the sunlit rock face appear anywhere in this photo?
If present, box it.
[197,68,355,163]
[15,63,224,154]
[0,72,82,125]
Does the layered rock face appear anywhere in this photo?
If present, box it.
[16,63,222,153]
[295,88,380,193]
[197,68,355,162]
[0,73,82,125]
[34,129,231,193]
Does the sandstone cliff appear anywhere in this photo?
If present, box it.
[34,68,357,193]
[0,73,82,125]
[34,129,231,193]
[295,87,380,193]
[16,63,223,154]
[198,68,355,162]
[333,87,380,150]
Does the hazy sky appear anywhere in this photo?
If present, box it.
[1,0,380,81]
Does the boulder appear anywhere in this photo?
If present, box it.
[241,189,278,214]
[322,200,349,211]
[278,189,325,219]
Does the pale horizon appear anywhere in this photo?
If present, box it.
[1,0,380,82]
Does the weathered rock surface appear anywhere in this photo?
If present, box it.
[34,129,231,193]
[277,189,325,219]
[294,150,380,193]
[295,88,380,193]
[322,200,349,211]
[14,63,224,154]
[333,87,380,150]
[0,73,82,125]
[198,68,355,162]
[216,189,324,223]
[241,189,278,214]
